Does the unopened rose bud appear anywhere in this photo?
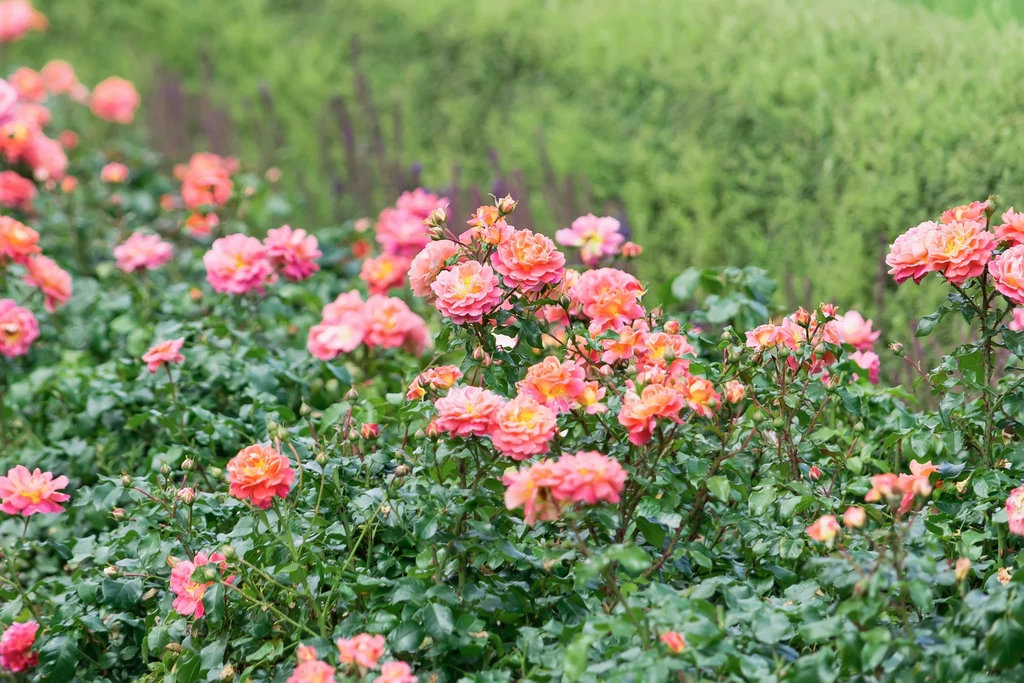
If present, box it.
[325,378,339,394]
[843,506,866,528]
[199,565,219,582]
[889,342,905,357]
[394,464,411,477]
[111,507,127,522]
[353,217,371,233]
[809,465,821,481]
[221,545,237,561]
[177,487,196,505]
[347,429,359,442]
[160,463,172,476]
[955,557,971,582]
[361,423,381,440]
[345,387,359,401]
[496,194,517,215]
[425,206,448,228]
[853,422,864,432]
[425,421,441,438]
[209,467,224,480]
[664,320,681,334]
[276,425,289,441]
[120,473,133,487]
[181,458,194,471]
[189,287,203,302]
[103,565,120,578]
[472,347,486,361]
[620,241,643,258]
[300,402,311,417]
[265,167,281,183]
[315,452,328,466]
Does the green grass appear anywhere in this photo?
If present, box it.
[14,0,1024,347]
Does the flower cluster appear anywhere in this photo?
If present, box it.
[307,290,430,361]
[503,451,627,525]
[203,225,321,294]
[169,550,232,619]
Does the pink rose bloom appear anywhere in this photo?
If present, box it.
[287,660,336,683]
[503,459,563,525]
[835,310,880,350]
[9,67,43,102]
[0,78,17,124]
[0,465,70,516]
[925,220,994,285]
[1007,486,1024,537]
[724,380,745,404]
[226,444,295,509]
[489,394,558,460]
[142,337,185,373]
[0,620,38,672]
[843,506,866,528]
[408,239,460,298]
[682,376,720,417]
[430,260,503,324]
[378,661,418,683]
[169,550,231,619]
[0,299,38,357]
[323,290,365,323]
[0,170,36,211]
[745,323,781,350]
[569,268,646,335]
[555,214,625,266]
[433,386,505,438]
[90,77,141,124]
[181,165,232,210]
[617,384,686,446]
[101,162,129,183]
[994,208,1024,246]
[517,356,586,413]
[203,234,276,295]
[307,319,366,360]
[1010,308,1024,332]
[114,232,174,273]
[395,188,447,220]
[25,134,68,182]
[375,207,430,257]
[41,60,77,94]
[806,515,840,543]
[335,633,386,669]
[363,295,424,349]
[990,244,1024,305]
[552,451,627,506]
[491,229,566,291]
[941,200,990,225]
[360,253,409,295]
[849,350,880,385]
[0,0,34,44]
[264,225,321,282]
[23,255,72,312]
[886,221,939,284]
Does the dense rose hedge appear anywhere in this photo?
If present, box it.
[6,5,1024,683]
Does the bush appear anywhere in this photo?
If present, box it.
[9,6,1024,683]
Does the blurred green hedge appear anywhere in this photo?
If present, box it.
[14,0,1024,345]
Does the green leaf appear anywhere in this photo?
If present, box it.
[986,617,1024,669]
[707,476,731,502]
[202,582,225,624]
[915,311,943,337]
[38,633,79,683]
[671,267,701,301]
[422,603,454,638]
[173,650,203,683]
[749,486,777,517]
[562,632,596,682]
[101,578,142,609]
[606,544,652,574]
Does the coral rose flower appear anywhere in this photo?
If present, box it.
[335,633,385,669]
[90,77,140,124]
[41,60,77,94]
[377,661,418,683]
[503,459,563,525]
[864,473,900,503]
[433,386,505,438]
[806,514,840,542]
[182,164,233,210]
[886,221,939,284]
[517,356,586,413]
[490,394,558,460]
[307,319,366,360]
[0,216,39,264]
[360,253,409,295]
[185,212,220,239]
[203,234,276,295]
[364,295,428,351]
[0,299,38,357]
[660,631,686,654]
[408,239,460,298]
[9,67,43,102]
[1006,485,1024,537]
[264,225,321,282]
[617,384,686,445]
[682,376,719,417]
[0,620,38,672]
[0,465,69,516]
[375,192,445,256]
[551,451,627,506]
[555,214,625,266]
[989,244,1024,304]
[835,310,880,350]
[925,220,994,285]
[745,323,780,350]
[23,255,71,312]
[395,188,447,220]
[601,326,646,363]
[569,267,645,334]
[322,290,365,323]
[142,337,185,373]
[287,660,337,683]
[25,134,67,182]
[226,444,295,509]
[994,208,1024,245]
[843,506,866,528]
[0,170,36,210]
[169,550,231,618]
[0,0,36,44]
[101,162,128,183]
[724,380,745,404]
[576,381,607,414]
[941,200,990,225]
[491,228,566,291]
[430,260,503,324]
[114,232,173,272]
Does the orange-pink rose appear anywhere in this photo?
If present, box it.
[489,394,558,460]
[989,244,1024,304]
[491,229,565,291]
[90,77,140,124]
[431,260,503,324]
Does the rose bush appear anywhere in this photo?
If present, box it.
[6,7,1024,683]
